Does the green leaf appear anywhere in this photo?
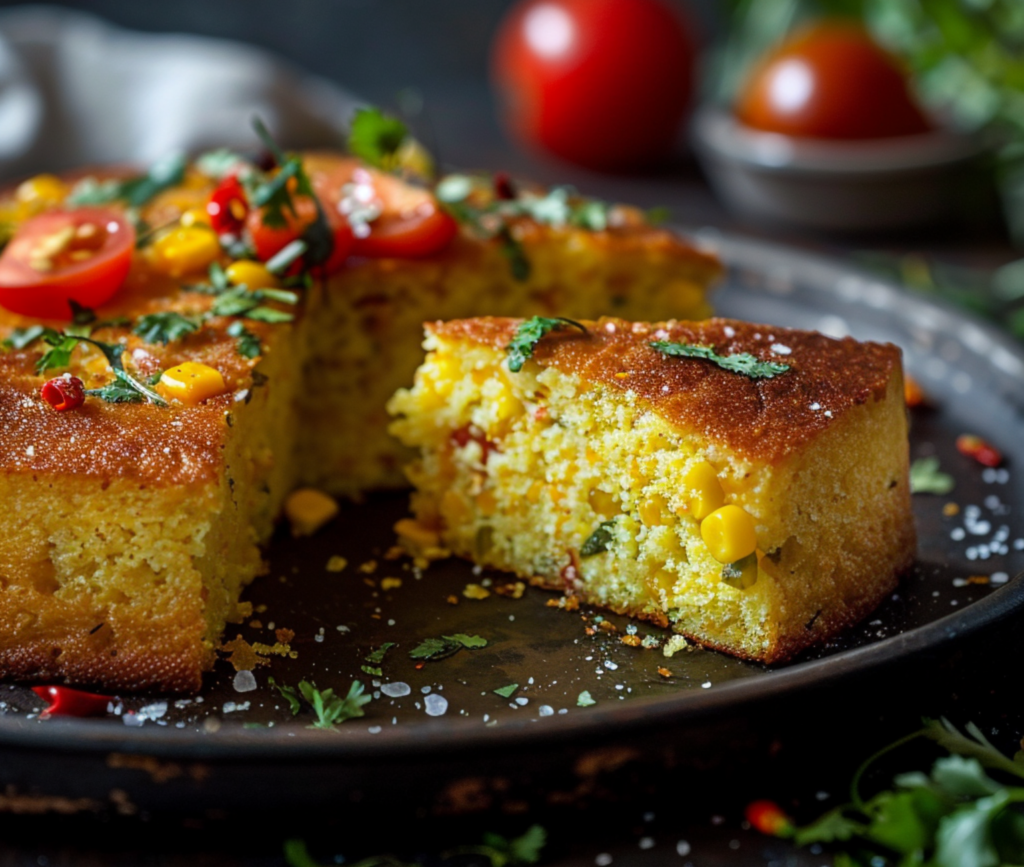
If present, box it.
[283,839,324,867]
[68,153,187,208]
[910,457,956,495]
[863,790,939,855]
[133,312,200,345]
[268,676,302,715]
[297,679,372,729]
[2,325,46,351]
[570,200,609,232]
[506,316,587,373]
[35,331,80,373]
[498,226,531,282]
[650,341,791,379]
[245,306,294,324]
[447,634,487,649]
[934,793,1008,867]
[409,634,488,660]
[226,320,261,359]
[508,826,547,865]
[85,377,146,404]
[493,683,519,699]
[365,642,396,664]
[923,719,1024,784]
[581,520,616,557]
[360,665,383,677]
[576,690,596,707]
[793,806,864,847]
[348,107,409,168]
[932,756,1003,799]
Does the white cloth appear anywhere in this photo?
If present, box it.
[0,4,361,180]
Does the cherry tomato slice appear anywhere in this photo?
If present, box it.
[0,209,135,320]
[246,195,354,276]
[311,162,457,260]
[206,175,248,235]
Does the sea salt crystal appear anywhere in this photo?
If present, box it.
[424,694,448,716]
[676,841,691,856]
[233,670,257,693]
[381,682,411,698]
[595,855,613,866]
[515,697,529,706]
[603,660,618,671]
[538,705,554,717]
[137,701,168,721]
[639,838,655,850]
[222,701,250,714]
[770,343,792,355]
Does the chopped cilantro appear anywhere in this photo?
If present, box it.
[299,680,372,729]
[227,321,261,359]
[35,331,80,373]
[409,634,488,661]
[580,520,616,557]
[910,457,955,495]
[577,690,596,707]
[133,312,200,345]
[650,340,791,379]
[570,200,609,231]
[348,107,409,168]
[498,226,531,282]
[493,683,519,699]
[506,316,587,373]
[268,676,303,715]
[67,152,187,209]
[194,148,248,180]
[2,325,46,351]
[364,642,396,664]
[209,286,297,322]
[360,665,382,677]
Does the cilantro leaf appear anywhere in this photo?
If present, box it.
[226,321,262,359]
[910,457,955,495]
[67,152,187,209]
[498,226,531,282]
[409,634,488,661]
[209,286,297,321]
[507,316,587,373]
[650,341,791,379]
[480,826,548,867]
[348,107,409,168]
[580,520,616,557]
[493,683,519,699]
[2,325,46,351]
[36,330,82,373]
[364,642,396,665]
[296,680,372,730]
[268,676,302,716]
[133,312,200,345]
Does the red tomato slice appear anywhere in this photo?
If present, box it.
[246,194,354,276]
[311,162,457,260]
[0,209,135,320]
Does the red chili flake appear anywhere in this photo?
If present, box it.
[40,375,85,411]
[206,174,249,234]
[450,424,499,463]
[493,171,517,201]
[32,685,112,718]
[956,434,1002,468]
[745,800,794,837]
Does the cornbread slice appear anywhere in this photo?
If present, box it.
[0,154,720,691]
[388,317,916,663]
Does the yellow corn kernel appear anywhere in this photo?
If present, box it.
[526,481,545,504]
[180,207,212,228]
[492,388,521,422]
[148,226,221,278]
[638,494,666,526]
[685,461,725,520]
[225,260,278,291]
[546,485,563,505]
[721,553,758,590]
[476,489,498,517]
[588,488,618,518]
[284,488,339,537]
[394,517,441,548]
[701,505,757,564]
[16,174,69,209]
[158,362,227,405]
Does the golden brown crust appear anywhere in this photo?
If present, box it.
[429,316,902,465]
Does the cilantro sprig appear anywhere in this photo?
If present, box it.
[650,341,791,379]
[580,520,616,557]
[507,316,588,373]
[910,457,955,495]
[66,152,188,209]
[348,107,410,168]
[774,719,1024,866]
[269,677,372,730]
[409,634,488,661]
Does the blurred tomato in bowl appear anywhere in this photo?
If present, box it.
[491,0,696,172]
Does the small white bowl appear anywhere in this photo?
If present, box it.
[692,106,989,233]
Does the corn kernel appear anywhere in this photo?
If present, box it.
[225,260,278,291]
[526,481,545,504]
[588,488,618,518]
[180,207,212,228]
[395,517,441,548]
[685,461,725,520]
[16,174,69,209]
[148,226,221,278]
[158,362,227,405]
[638,495,666,526]
[284,488,339,537]
[701,505,757,564]
[476,489,498,516]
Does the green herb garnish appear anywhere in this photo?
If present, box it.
[650,341,791,379]
[507,316,587,373]
[577,691,597,707]
[580,520,617,557]
[910,457,956,495]
[133,312,200,345]
[269,677,371,730]
[227,321,261,359]
[2,325,46,351]
[409,634,488,661]
[209,285,297,322]
[362,642,396,674]
[348,107,410,168]
[493,683,519,699]
[66,152,187,209]
[497,225,531,282]
[268,676,302,715]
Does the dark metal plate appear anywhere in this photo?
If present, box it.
[1,232,1022,813]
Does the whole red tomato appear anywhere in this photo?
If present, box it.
[492,0,695,172]
[735,21,931,140]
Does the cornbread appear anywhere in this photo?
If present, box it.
[388,317,916,663]
[0,154,719,691]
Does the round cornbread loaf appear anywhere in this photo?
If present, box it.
[389,316,916,663]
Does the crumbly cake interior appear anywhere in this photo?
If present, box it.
[388,318,916,663]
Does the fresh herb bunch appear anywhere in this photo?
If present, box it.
[506,317,588,372]
[269,677,371,730]
[760,718,1024,866]
[713,0,1024,245]
[650,341,791,379]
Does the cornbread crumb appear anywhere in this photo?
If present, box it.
[380,577,403,591]
[463,583,491,600]
[446,595,459,605]
[284,488,339,537]
[662,636,690,658]
[358,560,378,574]
[326,556,349,573]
